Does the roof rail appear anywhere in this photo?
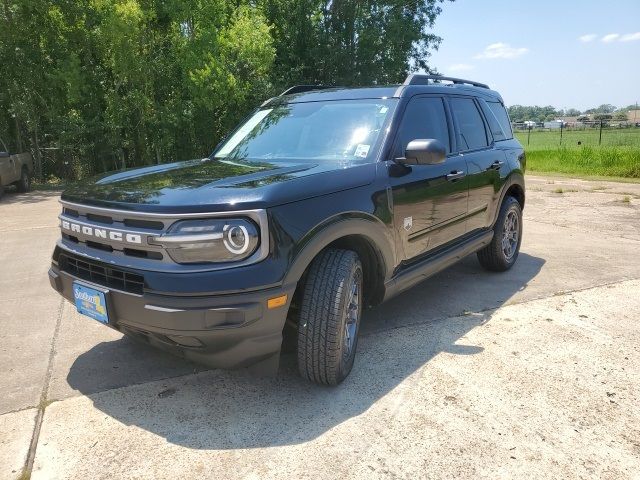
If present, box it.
[279,85,337,96]
[403,74,489,89]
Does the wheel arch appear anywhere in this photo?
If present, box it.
[490,171,525,227]
[283,215,394,307]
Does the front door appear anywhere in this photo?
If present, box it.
[388,96,469,263]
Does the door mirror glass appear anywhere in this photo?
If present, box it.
[400,139,447,165]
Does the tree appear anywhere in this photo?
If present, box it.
[507,105,560,123]
[585,104,616,115]
[0,0,452,180]
[565,108,581,116]
[260,0,451,87]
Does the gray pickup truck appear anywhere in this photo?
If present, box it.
[0,136,33,198]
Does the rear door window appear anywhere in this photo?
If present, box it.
[449,97,489,151]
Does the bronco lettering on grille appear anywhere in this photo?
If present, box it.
[61,220,143,244]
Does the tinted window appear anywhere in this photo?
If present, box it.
[394,97,450,157]
[450,97,488,150]
[479,101,507,141]
[487,101,513,139]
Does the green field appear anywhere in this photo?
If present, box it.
[514,128,640,179]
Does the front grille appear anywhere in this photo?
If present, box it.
[58,200,269,271]
[59,253,145,295]
[59,203,169,263]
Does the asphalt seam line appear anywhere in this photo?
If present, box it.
[23,297,65,477]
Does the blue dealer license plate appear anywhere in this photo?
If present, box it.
[73,283,109,324]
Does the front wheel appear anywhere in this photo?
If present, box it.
[477,196,523,272]
[297,249,363,385]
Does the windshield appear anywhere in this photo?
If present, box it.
[214,99,397,163]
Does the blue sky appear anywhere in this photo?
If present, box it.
[428,0,640,110]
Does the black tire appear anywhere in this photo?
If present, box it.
[297,249,363,385]
[0,183,4,200]
[16,168,31,193]
[477,196,523,272]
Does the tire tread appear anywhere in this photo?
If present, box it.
[297,249,360,385]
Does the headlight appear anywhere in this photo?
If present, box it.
[152,218,260,264]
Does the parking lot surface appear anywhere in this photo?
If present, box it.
[1,175,639,479]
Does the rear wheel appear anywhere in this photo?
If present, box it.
[297,249,363,385]
[16,168,31,193]
[477,196,522,271]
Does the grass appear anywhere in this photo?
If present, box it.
[32,175,67,191]
[514,128,640,179]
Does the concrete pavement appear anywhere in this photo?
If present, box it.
[0,176,639,479]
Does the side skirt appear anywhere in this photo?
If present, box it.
[382,230,493,301]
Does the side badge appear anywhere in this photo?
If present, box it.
[403,216,413,231]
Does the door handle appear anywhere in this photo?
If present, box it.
[446,170,466,182]
[487,160,504,171]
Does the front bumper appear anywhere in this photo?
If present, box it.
[48,265,296,372]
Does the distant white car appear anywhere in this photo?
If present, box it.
[0,136,33,198]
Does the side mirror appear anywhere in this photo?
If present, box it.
[399,139,447,165]
[0,151,10,158]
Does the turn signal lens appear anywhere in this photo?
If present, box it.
[267,294,288,309]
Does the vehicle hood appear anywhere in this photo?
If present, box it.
[61,158,377,213]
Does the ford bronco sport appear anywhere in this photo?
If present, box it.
[48,74,525,385]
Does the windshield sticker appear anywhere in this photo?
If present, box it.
[379,106,389,114]
[354,144,371,158]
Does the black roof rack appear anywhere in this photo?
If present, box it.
[403,74,489,89]
[279,85,338,96]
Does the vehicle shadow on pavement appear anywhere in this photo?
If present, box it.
[66,252,544,449]
[0,189,61,205]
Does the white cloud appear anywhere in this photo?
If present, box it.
[620,32,640,42]
[601,33,620,43]
[579,34,597,43]
[474,42,529,60]
[448,63,474,72]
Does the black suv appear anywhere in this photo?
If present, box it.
[49,74,525,385]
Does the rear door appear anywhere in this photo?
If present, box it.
[388,95,469,263]
[448,96,505,232]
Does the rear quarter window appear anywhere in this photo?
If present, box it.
[486,101,513,140]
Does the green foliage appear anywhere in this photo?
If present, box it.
[514,129,640,179]
[0,0,451,180]
[524,147,640,179]
[584,104,616,115]
[507,105,560,123]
